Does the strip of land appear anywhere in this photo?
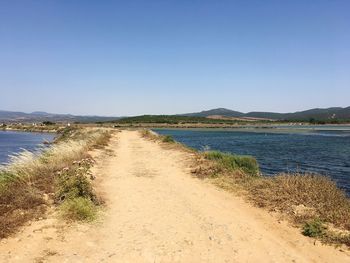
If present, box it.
[0,130,349,262]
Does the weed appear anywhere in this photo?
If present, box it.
[204,151,259,176]
[55,159,96,204]
[162,135,175,143]
[60,197,97,221]
[302,219,326,237]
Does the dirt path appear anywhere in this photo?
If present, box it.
[1,130,349,262]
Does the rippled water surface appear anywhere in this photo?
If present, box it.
[0,131,56,165]
[154,126,350,194]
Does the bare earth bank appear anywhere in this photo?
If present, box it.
[0,130,349,262]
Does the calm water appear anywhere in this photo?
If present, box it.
[154,126,350,194]
[0,131,56,165]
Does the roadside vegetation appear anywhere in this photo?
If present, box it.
[202,155,350,246]
[0,127,112,238]
[201,154,350,246]
[143,129,350,247]
[247,173,350,245]
[140,129,159,140]
[162,135,175,143]
[141,129,177,144]
[203,151,259,177]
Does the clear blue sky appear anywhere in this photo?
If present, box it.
[0,0,349,116]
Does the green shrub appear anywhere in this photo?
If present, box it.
[55,160,96,203]
[0,171,17,190]
[204,151,259,176]
[204,151,224,160]
[302,219,326,237]
[42,121,55,126]
[60,197,97,221]
[141,130,151,137]
[162,135,175,143]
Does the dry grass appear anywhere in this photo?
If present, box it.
[60,197,97,222]
[247,173,350,229]
[0,128,112,238]
[140,129,198,154]
[140,129,159,141]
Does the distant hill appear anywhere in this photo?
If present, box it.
[2,106,349,124]
[115,115,242,124]
[181,107,350,121]
[282,107,350,120]
[181,108,244,118]
[0,110,120,123]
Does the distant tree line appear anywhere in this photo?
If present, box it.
[280,118,350,124]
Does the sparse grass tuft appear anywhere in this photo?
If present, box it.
[141,129,151,137]
[302,218,326,237]
[204,151,259,177]
[140,129,158,140]
[162,135,175,143]
[140,130,177,144]
[60,197,97,221]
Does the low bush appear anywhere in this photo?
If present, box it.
[302,218,326,237]
[141,129,151,137]
[55,158,96,204]
[162,135,175,143]
[204,151,259,176]
[140,129,159,141]
[60,197,97,221]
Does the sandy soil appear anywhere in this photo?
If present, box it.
[0,130,349,262]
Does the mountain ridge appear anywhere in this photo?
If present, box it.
[0,110,120,123]
[1,106,350,123]
[180,107,350,120]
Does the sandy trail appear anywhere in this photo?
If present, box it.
[1,130,349,262]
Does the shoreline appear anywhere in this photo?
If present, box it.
[0,128,58,134]
[2,121,350,131]
[152,127,350,195]
[111,122,350,129]
[1,126,61,134]
[0,130,57,166]
[150,125,350,133]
